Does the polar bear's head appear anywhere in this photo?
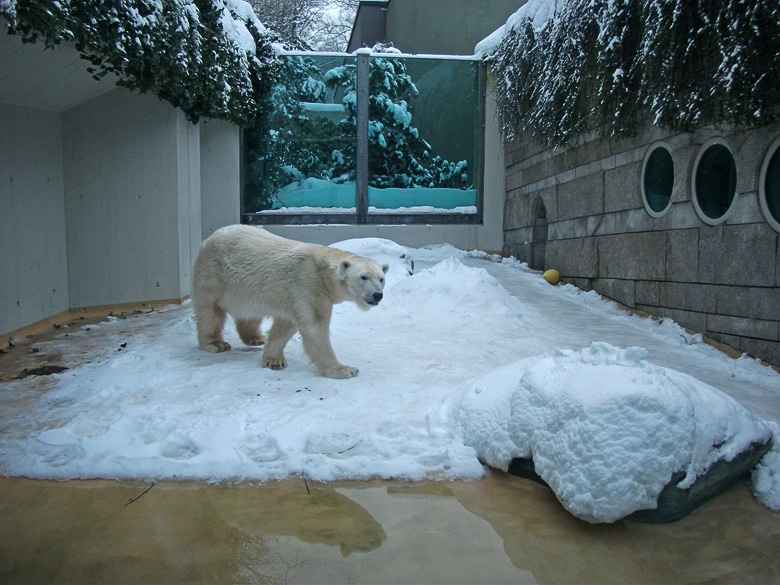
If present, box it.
[338,257,390,310]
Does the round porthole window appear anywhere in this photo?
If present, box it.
[759,136,780,233]
[641,142,674,217]
[691,138,738,225]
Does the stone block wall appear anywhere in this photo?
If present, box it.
[502,122,780,365]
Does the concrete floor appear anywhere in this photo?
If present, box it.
[1,473,779,584]
[2,264,780,584]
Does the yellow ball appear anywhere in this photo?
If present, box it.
[543,269,560,285]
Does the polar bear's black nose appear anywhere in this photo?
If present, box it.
[373,292,383,302]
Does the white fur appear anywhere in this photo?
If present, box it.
[191,225,389,379]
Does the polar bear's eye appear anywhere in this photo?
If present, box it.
[360,275,368,281]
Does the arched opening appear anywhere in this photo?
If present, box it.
[531,197,548,270]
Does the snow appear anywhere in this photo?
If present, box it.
[434,343,772,523]
[215,0,266,54]
[266,179,477,212]
[752,423,780,510]
[475,0,564,57]
[0,0,16,19]
[1,239,779,523]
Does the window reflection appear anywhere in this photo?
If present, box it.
[242,53,481,222]
[243,54,357,214]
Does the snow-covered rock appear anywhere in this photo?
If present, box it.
[442,343,774,523]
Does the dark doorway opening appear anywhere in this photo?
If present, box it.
[531,197,548,270]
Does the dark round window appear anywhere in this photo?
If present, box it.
[642,145,674,215]
[693,142,737,223]
[760,138,780,232]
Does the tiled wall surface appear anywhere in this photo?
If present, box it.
[503,122,780,365]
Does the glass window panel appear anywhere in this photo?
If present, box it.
[764,145,780,224]
[644,146,674,214]
[242,54,357,214]
[694,143,737,220]
[366,56,479,214]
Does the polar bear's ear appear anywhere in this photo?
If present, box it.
[338,259,351,276]
[381,263,390,274]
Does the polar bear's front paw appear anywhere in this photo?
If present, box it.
[201,340,231,353]
[263,356,288,370]
[322,365,359,379]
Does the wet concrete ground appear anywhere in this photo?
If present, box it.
[1,472,779,584]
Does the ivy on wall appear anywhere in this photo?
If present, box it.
[489,0,780,146]
[0,0,280,124]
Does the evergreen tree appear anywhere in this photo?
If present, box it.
[325,47,470,189]
[534,0,601,143]
[245,46,473,211]
[493,18,542,141]
[244,55,342,210]
[593,0,642,136]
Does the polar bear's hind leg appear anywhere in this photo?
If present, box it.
[236,317,264,347]
[262,317,298,370]
[195,301,231,353]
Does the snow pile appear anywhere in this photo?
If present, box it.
[435,343,773,523]
[1,240,779,522]
[330,238,415,281]
[0,250,521,483]
[752,423,780,510]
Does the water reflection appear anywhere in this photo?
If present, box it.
[451,472,780,585]
[2,474,779,584]
[213,483,386,557]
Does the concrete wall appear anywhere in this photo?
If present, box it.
[1,33,243,338]
[200,119,241,239]
[63,89,201,307]
[266,74,505,253]
[503,122,780,365]
[347,0,388,52]
[0,104,69,334]
[385,0,523,55]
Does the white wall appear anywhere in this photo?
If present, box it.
[480,74,507,252]
[1,34,244,338]
[63,89,202,307]
[265,77,506,252]
[177,111,202,300]
[0,104,70,334]
[200,119,241,239]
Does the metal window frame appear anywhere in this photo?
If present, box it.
[242,51,486,226]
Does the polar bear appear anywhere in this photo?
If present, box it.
[191,225,389,379]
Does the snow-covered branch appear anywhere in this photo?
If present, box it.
[0,0,280,124]
[485,0,780,146]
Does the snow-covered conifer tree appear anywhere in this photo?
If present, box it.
[326,47,470,189]
[245,55,342,209]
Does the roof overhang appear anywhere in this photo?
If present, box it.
[0,30,118,112]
